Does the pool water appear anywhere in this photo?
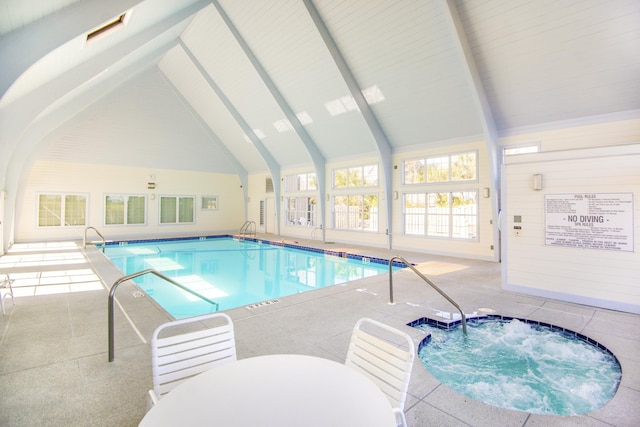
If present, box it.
[104,237,398,318]
[414,318,621,415]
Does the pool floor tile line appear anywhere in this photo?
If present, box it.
[0,234,639,426]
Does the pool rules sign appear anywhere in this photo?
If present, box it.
[545,193,634,252]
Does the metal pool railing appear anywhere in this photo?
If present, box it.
[107,269,219,362]
[388,256,467,335]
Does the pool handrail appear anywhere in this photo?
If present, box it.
[311,225,323,240]
[108,269,219,362]
[83,226,105,252]
[388,256,467,335]
[238,220,256,240]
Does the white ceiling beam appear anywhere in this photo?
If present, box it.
[0,0,142,101]
[441,0,500,261]
[2,40,178,251]
[303,0,394,248]
[211,0,326,236]
[1,1,210,193]
[180,41,282,233]
[161,73,249,217]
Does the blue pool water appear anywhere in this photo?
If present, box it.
[104,236,399,318]
[413,317,622,415]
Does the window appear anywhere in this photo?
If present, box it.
[502,143,540,163]
[332,165,378,189]
[286,197,317,227]
[333,194,378,231]
[284,173,317,192]
[403,191,477,239]
[403,152,477,184]
[105,195,146,225]
[160,196,195,224]
[201,196,218,210]
[38,194,87,227]
[284,172,319,227]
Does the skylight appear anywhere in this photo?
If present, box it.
[272,112,313,132]
[244,129,266,143]
[86,12,129,44]
[296,111,313,125]
[324,86,385,117]
[273,119,293,132]
[362,85,385,104]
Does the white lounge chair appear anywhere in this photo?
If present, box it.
[148,312,236,409]
[345,318,415,427]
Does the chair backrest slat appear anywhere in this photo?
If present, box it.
[345,318,415,411]
[151,312,236,399]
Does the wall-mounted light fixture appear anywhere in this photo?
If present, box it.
[147,182,156,190]
[483,187,490,198]
[532,174,543,191]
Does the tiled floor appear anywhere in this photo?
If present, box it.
[1,236,639,426]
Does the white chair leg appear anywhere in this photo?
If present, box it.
[393,407,408,427]
[147,389,160,411]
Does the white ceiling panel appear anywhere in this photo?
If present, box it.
[39,68,237,173]
[159,45,267,173]
[180,4,311,168]
[313,0,484,148]
[217,0,379,162]
[2,0,639,183]
[456,0,640,130]
[0,0,83,35]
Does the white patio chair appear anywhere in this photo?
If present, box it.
[148,312,236,409]
[1,273,15,315]
[345,318,415,427]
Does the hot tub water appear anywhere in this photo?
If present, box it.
[414,318,621,415]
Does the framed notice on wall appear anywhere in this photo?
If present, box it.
[545,193,634,252]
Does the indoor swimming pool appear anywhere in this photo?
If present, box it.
[103,236,400,318]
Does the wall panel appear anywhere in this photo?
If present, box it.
[503,144,640,313]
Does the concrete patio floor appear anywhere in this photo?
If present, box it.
[1,235,638,426]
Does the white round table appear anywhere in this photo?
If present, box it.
[139,354,397,427]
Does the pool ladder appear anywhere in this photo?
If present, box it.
[388,256,467,335]
[238,220,256,240]
[107,269,219,362]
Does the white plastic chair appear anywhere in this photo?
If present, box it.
[148,312,236,409]
[345,318,415,427]
[1,273,15,315]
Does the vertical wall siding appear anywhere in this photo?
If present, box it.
[503,145,640,313]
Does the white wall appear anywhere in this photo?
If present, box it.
[503,144,640,314]
[15,161,244,242]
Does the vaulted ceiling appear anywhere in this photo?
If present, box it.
[1,0,638,181]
